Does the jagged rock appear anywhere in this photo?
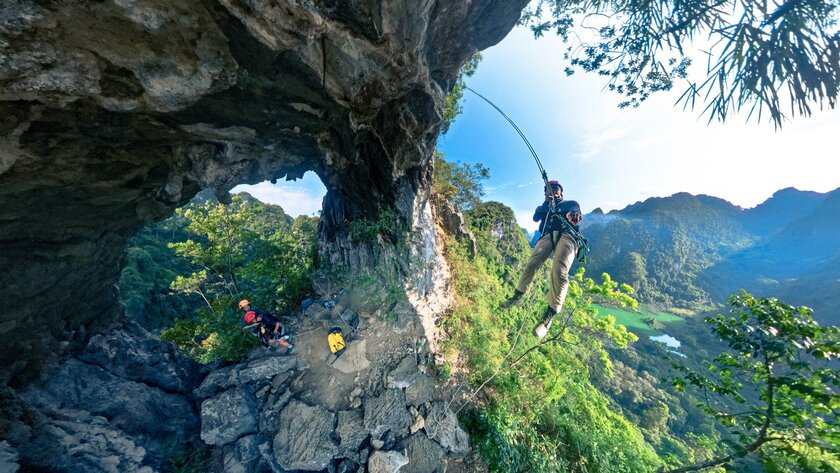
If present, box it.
[400,432,446,473]
[336,458,360,473]
[367,450,408,473]
[201,386,259,446]
[27,358,197,446]
[194,365,237,399]
[25,409,154,473]
[405,374,436,407]
[387,356,420,389]
[0,441,19,473]
[272,372,293,391]
[258,389,294,434]
[2,360,193,472]
[409,415,425,434]
[435,199,478,258]
[237,355,298,385]
[364,389,413,439]
[336,409,368,454]
[195,356,297,399]
[273,400,339,471]
[79,320,199,393]
[222,434,262,473]
[386,356,435,406]
[371,439,386,450]
[424,402,470,455]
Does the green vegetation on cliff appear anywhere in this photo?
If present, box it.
[434,158,839,472]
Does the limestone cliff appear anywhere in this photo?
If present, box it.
[0,0,528,382]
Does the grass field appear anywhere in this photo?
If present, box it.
[594,304,684,331]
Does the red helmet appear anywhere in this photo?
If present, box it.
[244,311,257,323]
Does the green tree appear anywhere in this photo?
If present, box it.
[666,291,839,472]
[161,195,317,362]
[442,52,482,134]
[523,0,839,126]
[432,151,490,212]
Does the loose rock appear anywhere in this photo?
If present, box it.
[364,389,413,439]
[201,386,259,446]
[367,450,408,473]
[273,400,339,471]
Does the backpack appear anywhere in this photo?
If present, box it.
[327,327,346,355]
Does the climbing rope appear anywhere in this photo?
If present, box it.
[464,86,589,262]
[464,86,550,187]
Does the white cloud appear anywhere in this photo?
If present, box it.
[570,127,630,162]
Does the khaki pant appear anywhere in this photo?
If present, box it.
[516,231,578,312]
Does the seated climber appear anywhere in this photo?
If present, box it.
[239,299,295,353]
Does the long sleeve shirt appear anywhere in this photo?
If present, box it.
[534,199,582,234]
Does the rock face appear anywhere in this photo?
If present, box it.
[1,322,200,472]
[0,0,530,383]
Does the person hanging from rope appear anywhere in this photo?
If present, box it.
[501,180,586,338]
[239,299,295,353]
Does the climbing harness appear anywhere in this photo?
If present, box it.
[464,86,589,263]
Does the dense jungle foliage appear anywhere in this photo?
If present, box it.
[118,192,318,363]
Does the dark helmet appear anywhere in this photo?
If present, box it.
[545,180,563,196]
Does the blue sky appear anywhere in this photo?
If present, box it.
[236,25,840,231]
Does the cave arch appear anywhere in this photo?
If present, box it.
[0,0,529,383]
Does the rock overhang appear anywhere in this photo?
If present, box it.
[0,0,529,382]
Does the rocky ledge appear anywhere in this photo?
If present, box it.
[192,291,471,473]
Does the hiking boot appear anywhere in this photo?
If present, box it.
[501,290,524,309]
[533,307,557,339]
[285,343,295,355]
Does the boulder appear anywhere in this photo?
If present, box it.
[367,450,408,473]
[424,402,469,455]
[387,356,420,389]
[258,389,294,434]
[195,355,297,399]
[336,409,369,454]
[237,356,298,385]
[194,365,237,399]
[364,389,412,439]
[331,339,371,374]
[405,374,436,407]
[273,400,339,471]
[400,433,446,473]
[386,356,435,406]
[201,386,259,446]
[222,434,262,473]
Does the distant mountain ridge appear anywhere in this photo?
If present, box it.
[581,187,840,324]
